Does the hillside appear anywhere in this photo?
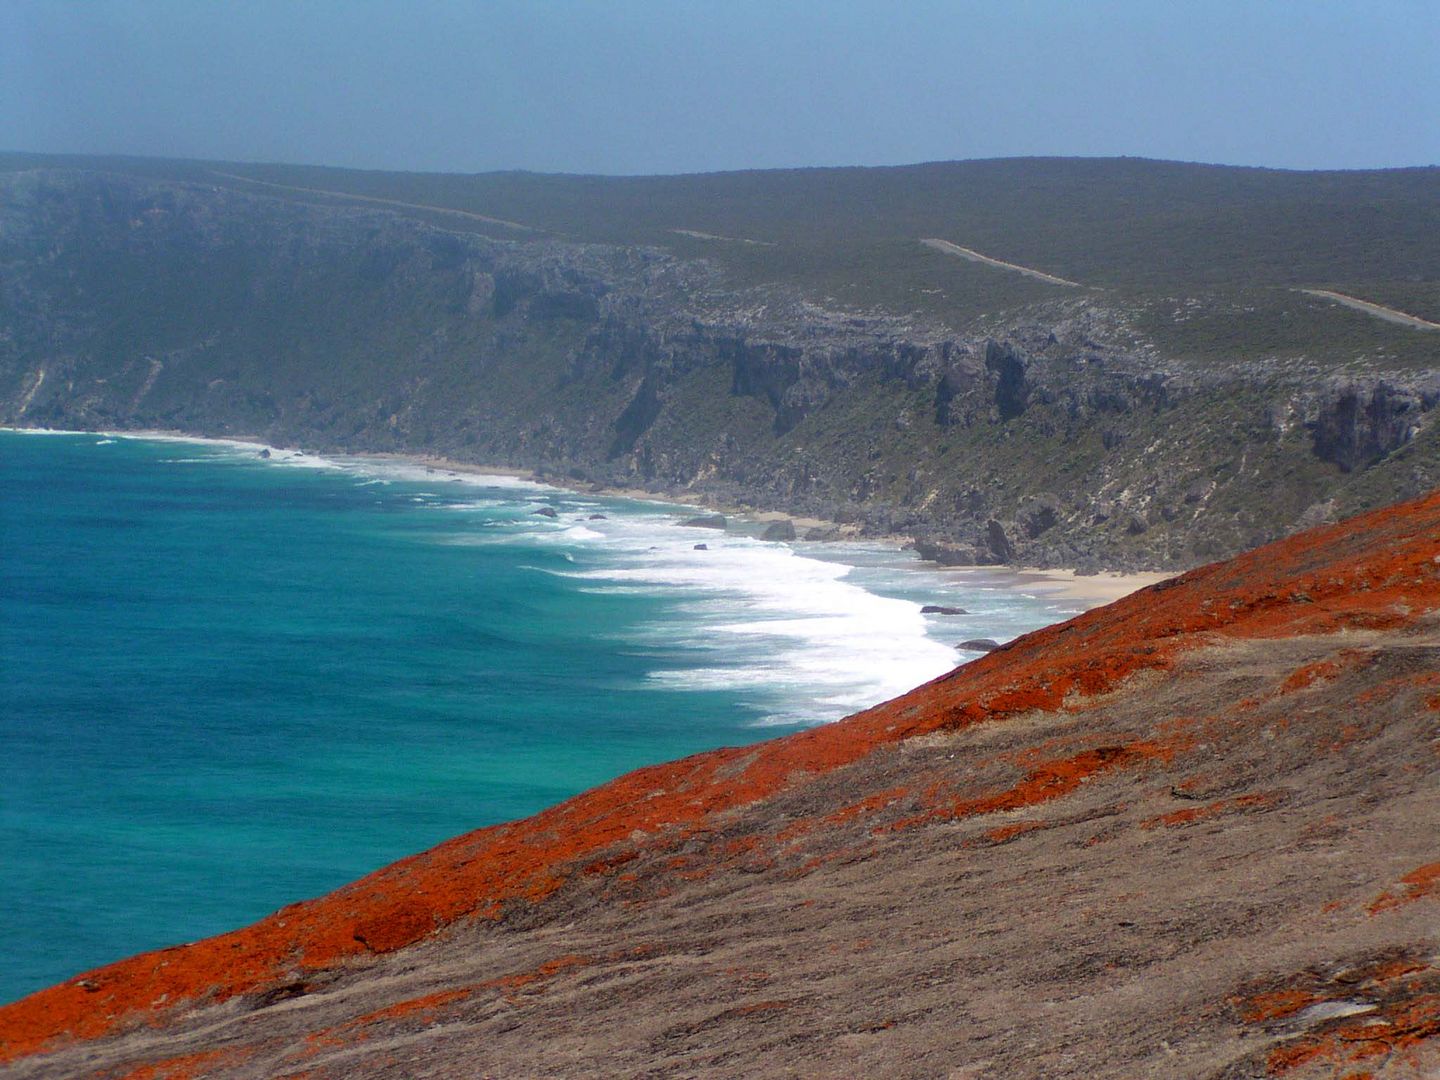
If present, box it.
[2,155,1439,570]
[2,488,1438,1078]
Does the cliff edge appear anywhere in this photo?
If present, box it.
[5,163,1440,571]
[3,489,1438,1078]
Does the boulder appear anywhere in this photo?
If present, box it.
[258,448,270,459]
[802,526,843,542]
[533,506,559,518]
[588,514,608,520]
[957,638,1001,652]
[680,514,727,529]
[913,539,982,566]
[693,543,709,551]
[985,519,1015,563]
[921,605,968,615]
[760,520,796,542]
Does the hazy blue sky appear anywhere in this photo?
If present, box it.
[4,1,1437,175]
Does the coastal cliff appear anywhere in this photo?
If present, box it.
[2,485,1438,1077]
[4,161,1440,570]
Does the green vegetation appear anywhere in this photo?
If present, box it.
[4,151,1436,364]
[2,153,1437,570]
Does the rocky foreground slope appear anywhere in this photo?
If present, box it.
[3,491,1439,1078]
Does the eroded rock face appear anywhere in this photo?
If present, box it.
[4,490,1439,1079]
[3,169,1439,572]
[1308,381,1434,471]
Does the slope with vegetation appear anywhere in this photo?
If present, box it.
[2,153,1439,568]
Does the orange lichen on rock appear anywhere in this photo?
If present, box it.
[1237,988,1325,1024]
[1368,862,1440,915]
[481,954,593,995]
[4,489,1440,1065]
[1142,791,1282,829]
[1234,951,1440,1076]
[351,988,472,1026]
[108,1047,255,1080]
[984,820,1048,844]
[1279,649,1375,694]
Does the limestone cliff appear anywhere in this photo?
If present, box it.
[3,167,1439,570]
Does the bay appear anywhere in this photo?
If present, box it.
[0,429,1082,1003]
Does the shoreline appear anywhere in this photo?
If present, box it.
[3,424,1172,609]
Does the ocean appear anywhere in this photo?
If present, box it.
[0,428,1085,1004]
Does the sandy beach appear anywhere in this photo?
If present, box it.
[8,425,1175,610]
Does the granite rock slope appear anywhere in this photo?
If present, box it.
[3,490,1439,1078]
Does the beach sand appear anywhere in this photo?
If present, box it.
[10,426,1175,607]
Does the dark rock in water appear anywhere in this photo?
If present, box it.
[802,526,843,542]
[921,605,969,615]
[680,514,726,529]
[588,514,608,520]
[760,520,796,542]
[533,506,559,518]
[258,449,270,459]
[913,539,980,565]
[957,638,1001,652]
[693,543,708,551]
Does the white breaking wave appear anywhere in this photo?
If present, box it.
[544,512,965,725]
[9,427,1069,728]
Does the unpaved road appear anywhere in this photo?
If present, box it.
[209,170,536,234]
[920,237,1089,287]
[1298,288,1440,330]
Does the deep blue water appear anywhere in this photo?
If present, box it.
[0,430,1081,1003]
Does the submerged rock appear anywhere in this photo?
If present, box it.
[957,638,1000,652]
[921,605,968,615]
[680,514,726,529]
[533,506,559,518]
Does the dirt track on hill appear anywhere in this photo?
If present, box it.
[1298,288,1440,330]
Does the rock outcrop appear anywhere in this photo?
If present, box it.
[3,489,1439,1079]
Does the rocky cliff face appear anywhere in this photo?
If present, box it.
[4,168,1439,570]
[3,487,1438,1079]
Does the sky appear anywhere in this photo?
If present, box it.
[3,0,1438,176]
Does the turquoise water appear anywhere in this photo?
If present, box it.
[0,429,1082,1004]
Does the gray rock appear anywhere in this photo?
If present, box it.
[680,514,727,529]
[693,543,708,551]
[533,506,559,518]
[914,539,982,566]
[760,520,796,542]
[985,519,1015,563]
[921,605,968,615]
[957,638,1001,652]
